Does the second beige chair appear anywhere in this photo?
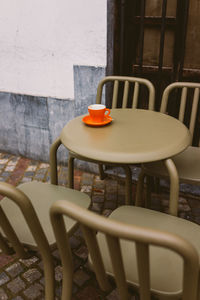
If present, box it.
[136,82,200,211]
[50,200,200,300]
[0,140,91,299]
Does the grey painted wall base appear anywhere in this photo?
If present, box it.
[0,65,105,173]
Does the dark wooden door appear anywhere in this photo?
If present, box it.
[107,0,200,145]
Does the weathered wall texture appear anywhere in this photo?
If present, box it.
[0,65,105,165]
[0,0,106,99]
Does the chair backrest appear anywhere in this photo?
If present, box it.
[160,82,200,141]
[0,182,54,300]
[96,76,155,110]
[50,200,199,300]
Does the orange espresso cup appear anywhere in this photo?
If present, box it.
[88,104,110,123]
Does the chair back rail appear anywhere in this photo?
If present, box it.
[0,182,55,300]
[96,76,155,110]
[50,200,199,300]
[160,82,200,141]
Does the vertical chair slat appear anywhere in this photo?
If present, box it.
[122,81,129,108]
[136,243,151,300]
[106,235,130,300]
[132,82,139,108]
[81,225,111,291]
[0,206,27,257]
[112,80,119,108]
[189,88,199,139]
[179,87,187,122]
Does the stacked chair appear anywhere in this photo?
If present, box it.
[136,82,200,211]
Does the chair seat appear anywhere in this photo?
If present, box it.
[143,146,200,185]
[0,181,90,247]
[91,206,200,299]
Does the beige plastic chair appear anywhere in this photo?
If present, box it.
[136,82,200,211]
[0,141,91,300]
[50,200,200,300]
[67,76,155,204]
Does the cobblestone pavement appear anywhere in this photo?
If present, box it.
[0,151,200,299]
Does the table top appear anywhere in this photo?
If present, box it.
[60,109,191,164]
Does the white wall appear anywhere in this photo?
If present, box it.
[0,0,106,99]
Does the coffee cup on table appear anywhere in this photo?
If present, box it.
[88,104,110,123]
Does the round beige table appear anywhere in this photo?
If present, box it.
[50,109,191,213]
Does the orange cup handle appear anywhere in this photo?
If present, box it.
[105,108,110,116]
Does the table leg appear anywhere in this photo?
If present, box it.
[164,158,179,216]
[68,153,74,188]
[50,137,62,185]
[123,166,132,205]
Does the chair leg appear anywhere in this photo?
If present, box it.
[0,207,28,258]
[68,154,74,189]
[98,164,107,180]
[164,158,179,216]
[123,166,132,205]
[0,232,14,255]
[50,137,62,185]
[135,169,146,207]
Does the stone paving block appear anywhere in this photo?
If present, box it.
[0,159,9,164]
[26,165,37,171]
[20,177,32,183]
[22,269,41,283]
[105,192,117,202]
[24,171,35,177]
[73,257,82,271]
[20,257,39,267]
[5,165,15,171]
[23,283,43,299]
[55,265,62,282]
[7,277,26,294]
[81,173,94,185]
[69,236,81,249]
[73,269,90,287]
[80,185,92,194]
[76,285,103,299]
[0,272,9,286]
[1,172,10,178]
[5,262,24,278]
[12,297,24,300]
[75,245,88,261]
[0,287,8,299]
[39,163,49,169]
[92,194,104,203]
[0,254,16,268]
